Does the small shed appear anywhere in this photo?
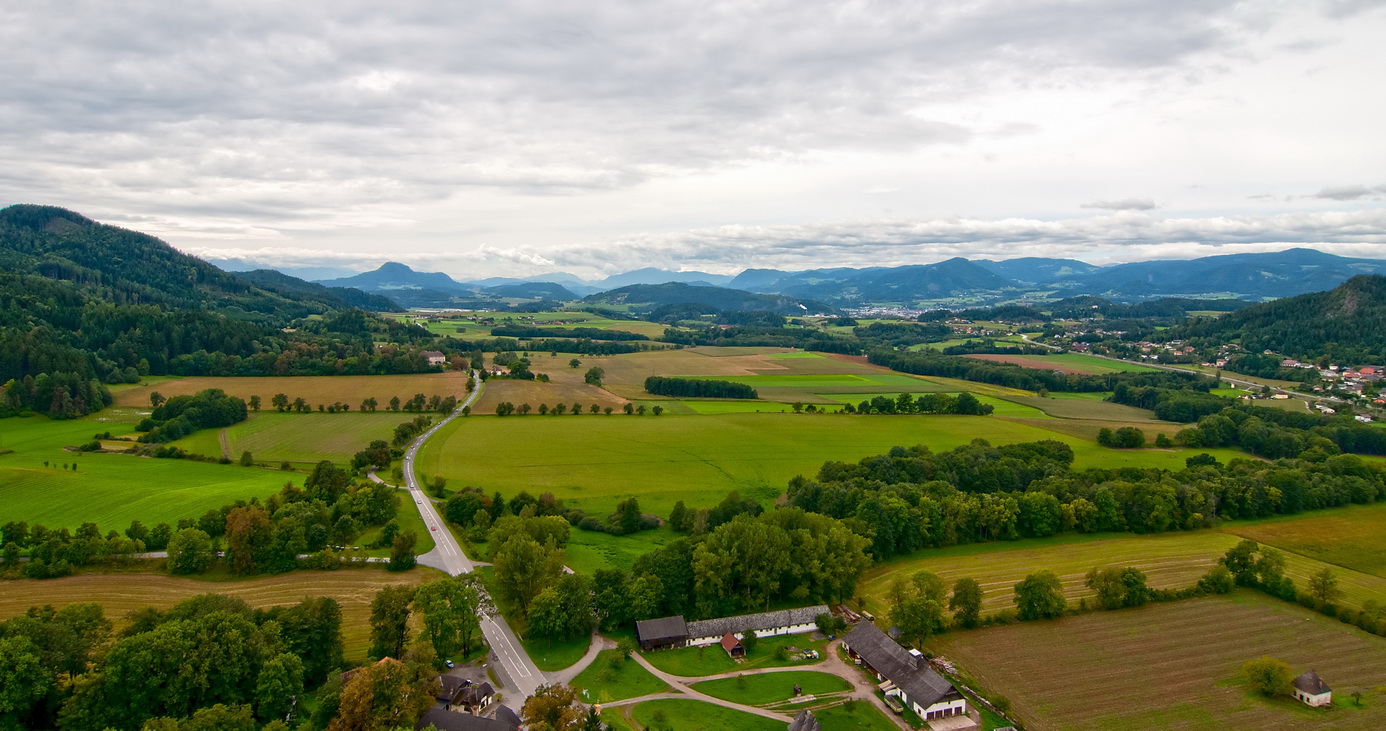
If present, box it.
[635,616,688,651]
[720,631,744,658]
[1293,670,1331,707]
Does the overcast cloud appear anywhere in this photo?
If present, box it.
[2,0,1384,278]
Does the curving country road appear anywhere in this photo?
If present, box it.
[397,371,546,705]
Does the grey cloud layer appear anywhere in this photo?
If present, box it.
[1,0,1382,273]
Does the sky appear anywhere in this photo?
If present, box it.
[2,0,1385,280]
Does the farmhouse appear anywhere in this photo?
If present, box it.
[635,615,689,651]
[684,605,829,646]
[422,350,447,366]
[843,622,966,722]
[1293,670,1332,707]
[435,676,494,714]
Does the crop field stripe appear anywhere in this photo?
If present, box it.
[928,592,1386,730]
[112,373,473,409]
[0,570,433,662]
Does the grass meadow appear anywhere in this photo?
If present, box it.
[641,634,829,677]
[0,416,290,530]
[570,649,670,703]
[929,591,1386,730]
[690,671,850,704]
[417,413,1239,517]
[625,699,783,731]
[0,570,433,662]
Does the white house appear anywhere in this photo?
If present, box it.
[421,350,447,366]
[843,622,966,721]
[1293,670,1331,707]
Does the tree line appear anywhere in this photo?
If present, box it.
[136,389,248,443]
[644,376,757,399]
[784,439,1386,560]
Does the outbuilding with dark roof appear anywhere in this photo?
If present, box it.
[636,615,689,651]
[1293,669,1332,707]
[842,622,965,721]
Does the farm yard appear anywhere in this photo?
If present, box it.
[418,411,1249,517]
[111,372,473,410]
[928,592,1386,730]
[0,416,289,530]
[0,569,434,661]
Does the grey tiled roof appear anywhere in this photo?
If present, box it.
[788,710,821,731]
[844,622,959,709]
[685,605,829,639]
[416,708,514,731]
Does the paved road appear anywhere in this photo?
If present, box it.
[397,372,546,704]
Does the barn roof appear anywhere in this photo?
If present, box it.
[788,710,821,731]
[720,632,742,653]
[685,605,829,639]
[636,615,688,642]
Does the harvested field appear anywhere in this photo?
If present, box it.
[113,373,473,409]
[0,570,434,661]
[1000,416,1184,442]
[860,529,1386,617]
[1225,503,1386,578]
[172,411,424,464]
[472,378,628,414]
[929,592,1386,730]
[560,348,881,400]
[1001,395,1169,422]
[962,353,1160,375]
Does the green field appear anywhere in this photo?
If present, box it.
[0,416,290,530]
[813,701,900,731]
[641,634,828,677]
[564,527,680,575]
[417,413,1242,517]
[859,527,1386,616]
[691,671,850,704]
[1223,503,1386,579]
[172,412,422,465]
[929,592,1386,730]
[627,699,782,731]
[680,400,797,414]
[703,373,947,391]
[571,649,669,703]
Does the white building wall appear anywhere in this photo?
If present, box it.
[688,621,818,646]
[913,698,967,719]
[1296,689,1331,707]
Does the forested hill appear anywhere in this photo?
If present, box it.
[232,269,403,313]
[0,205,439,419]
[0,204,347,322]
[1172,274,1386,362]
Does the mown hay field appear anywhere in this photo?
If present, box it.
[0,416,288,530]
[928,592,1386,730]
[471,378,629,414]
[417,412,1253,517]
[1224,503,1386,579]
[0,569,434,661]
[171,412,428,465]
[859,527,1386,617]
[962,352,1162,375]
[112,372,472,410]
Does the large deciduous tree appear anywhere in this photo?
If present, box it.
[1014,570,1067,621]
